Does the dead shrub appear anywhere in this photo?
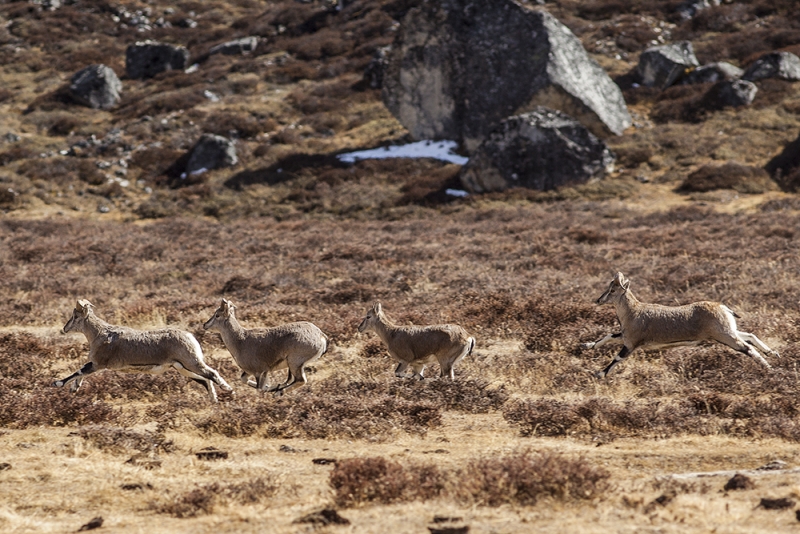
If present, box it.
[0,385,121,428]
[458,450,610,506]
[0,145,36,167]
[153,475,279,517]
[194,392,441,439]
[677,163,777,194]
[130,147,184,177]
[330,457,446,507]
[503,398,586,437]
[202,111,275,139]
[73,425,176,454]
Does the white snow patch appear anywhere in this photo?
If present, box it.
[337,140,468,165]
[445,188,469,198]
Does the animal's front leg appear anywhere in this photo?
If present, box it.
[240,371,258,388]
[410,362,426,381]
[581,332,621,350]
[53,362,95,391]
[595,346,630,379]
[394,361,409,378]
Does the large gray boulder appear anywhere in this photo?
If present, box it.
[69,64,122,110]
[742,52,800,82]
[125,40,190,79]
[682,62,742,85]
[382,0,631,152]
[185,134,238,175]
[636,42,699,89]
[459,107,615,193]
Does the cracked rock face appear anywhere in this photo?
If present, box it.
[382,0,631,152]
[125,40,190,79]
[459,107,615,193]
[69,64,122,110]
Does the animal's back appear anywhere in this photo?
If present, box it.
[92,327,198,367]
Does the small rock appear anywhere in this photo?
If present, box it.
[432,516,463,523]
[185,134,237,175]
[743,52,800,82]
[279,445,297,453]
[702,79,758,109]
[0,463,11,470]
[312,458,337,465]
[757,460,788,471]
[636,41,700,89]
[209,36,258,56]
[758,497,794,510]
[120,482,153,491]
[676,0,720,20]
[724,473,755,491]
[429,527,469,534]
[77,516,103,531]
[125,453,161,469]
[125,40,190,79]
[4,133,20,143]
[362,45,390,89]
[293,508,350,526]
[195,446,228,460]
[69,64,122,110]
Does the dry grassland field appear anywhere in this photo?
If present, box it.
[2,1,800,533]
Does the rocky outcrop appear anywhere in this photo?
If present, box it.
[382,0,631,152]
[209,36,259,56]
[636,42,699,89]
[682,62,742,85]
[185,134,238,175]
[125,41,190,79]
[765,132,800,192]
[69,64,122,110]
[742,52,800,82]
[702,79,757,109]
[459,107,614,193]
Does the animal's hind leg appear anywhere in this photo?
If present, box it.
[738,331,779,357]
[410,362,426,380]
[53,362,95,391]
[714,333,772,369]
[175,366,219,402]
[394,361,409,378]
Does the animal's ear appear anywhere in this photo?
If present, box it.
[373,302,382,314]
[77,299,93,317]
[613,272,625,284]
[621,279,630,291]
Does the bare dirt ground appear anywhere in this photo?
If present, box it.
[2,0,800,532]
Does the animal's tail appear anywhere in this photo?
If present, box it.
[321,332,330,356]
[467,337,476,356]
[722,305,741,319]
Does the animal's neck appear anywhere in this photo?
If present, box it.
[373,313,398,343]
[220,316,246,349]
[615,290,640,324]
[82,314,109,343]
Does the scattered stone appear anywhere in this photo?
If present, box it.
[724,473,756,491]
[195,446,228,460]
[293,508,350,526]
[185,134,238,176]
[795,509,800,521]
[702,79,758,109]
[682,62,743,85]
[312,458,337,465]
[279,445,298,453]
[209,36,259,56]
[460,107,614,193]
[743,52,800,82]
[125,452,161,469]
[69,64,122,110]
[432,516,463,523]
[676,0,720,20]
[382,0,630,151]
[757,460,789,471]
[758,497,794,510]
[125,40,190,79]
[636,41,700,89]
[120,482,154,491]
[4,133,20,143]
[77,517,103,532]
[0,462,11,470]
[362,45,390,89]
[422,449,450,454]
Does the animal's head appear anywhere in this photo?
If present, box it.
[203,298,236,331]
[357,302,383,333]
[63,299,94,334]
[596,272,630,305]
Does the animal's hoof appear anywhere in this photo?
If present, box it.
[771,351,781,359]
[580,343,595,350]
[52,381,63,388]
[593,370,606,379]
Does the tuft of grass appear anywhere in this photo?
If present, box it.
[152,476,279,517]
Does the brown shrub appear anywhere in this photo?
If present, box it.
[458,450,610,506]
[0,385,121,428]
[153,475,278,517]
[202,111,275,139]
[677,163,777,194]
[73,425,176,454]
[330,457,446,507]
